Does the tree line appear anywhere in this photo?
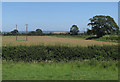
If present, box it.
[3,15,119,37]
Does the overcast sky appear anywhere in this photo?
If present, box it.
[2,2,118,32]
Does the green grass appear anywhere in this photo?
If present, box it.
[94,35,119,43]
[52,34,119,43]
[95,39,118,43]
[2,60,118,80]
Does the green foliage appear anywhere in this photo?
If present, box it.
[94,35,119,43]
[87,28,92,35]
[2,45,119,62]
[101,35,118,40]
[11,29,19,35]
[70,25,79,35]
[3,32,13,36]
[88,15,119,37]
[28,29,43,35]
[36,29,43,35]
[4,28,43,36]
[28,31,36,35]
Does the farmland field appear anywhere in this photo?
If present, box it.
[2,36,118,46]
[2,36,119,80]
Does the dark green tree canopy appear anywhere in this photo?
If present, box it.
[28,29,43,35]
[36,29,42,33]
[11,29,19,34]
[87,28,92,35]
[70,25,79,35]
[87,15,119,37]
[36,29,43,35]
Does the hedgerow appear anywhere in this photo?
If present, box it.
[98,35,119,41]
[2,45,119,62]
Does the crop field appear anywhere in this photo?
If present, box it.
[2,36,118,47]
[2,36,119,80]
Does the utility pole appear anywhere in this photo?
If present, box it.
[16,24,17,41]
[26,24,28,41]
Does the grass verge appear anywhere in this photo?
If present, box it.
[2,60,118,80]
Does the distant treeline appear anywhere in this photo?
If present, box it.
[2,28,84,36]
[2,15,120,37]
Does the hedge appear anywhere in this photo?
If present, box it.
[2,45,119,62]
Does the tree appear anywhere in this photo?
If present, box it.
[36,29,43,35]
[28,31,36,35]
[88,15,119,37]
[11,29,19,35]
[86,28,92,35]
[70,25,79,35]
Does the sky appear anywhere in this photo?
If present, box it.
[2,2,118,32]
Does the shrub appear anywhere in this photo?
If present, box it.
[2,45,119,62]
[99,35,119,41]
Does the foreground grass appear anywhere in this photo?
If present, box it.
[2,60,118,80]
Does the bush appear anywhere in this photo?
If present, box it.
[2,45,119,62]
[99,35,119,41]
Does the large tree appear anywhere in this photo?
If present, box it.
[11,29,19,35]
[87,15,119,37]
[36,29,43,35]
[70,25,79,35]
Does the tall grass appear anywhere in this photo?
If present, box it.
[2,60,118,80]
